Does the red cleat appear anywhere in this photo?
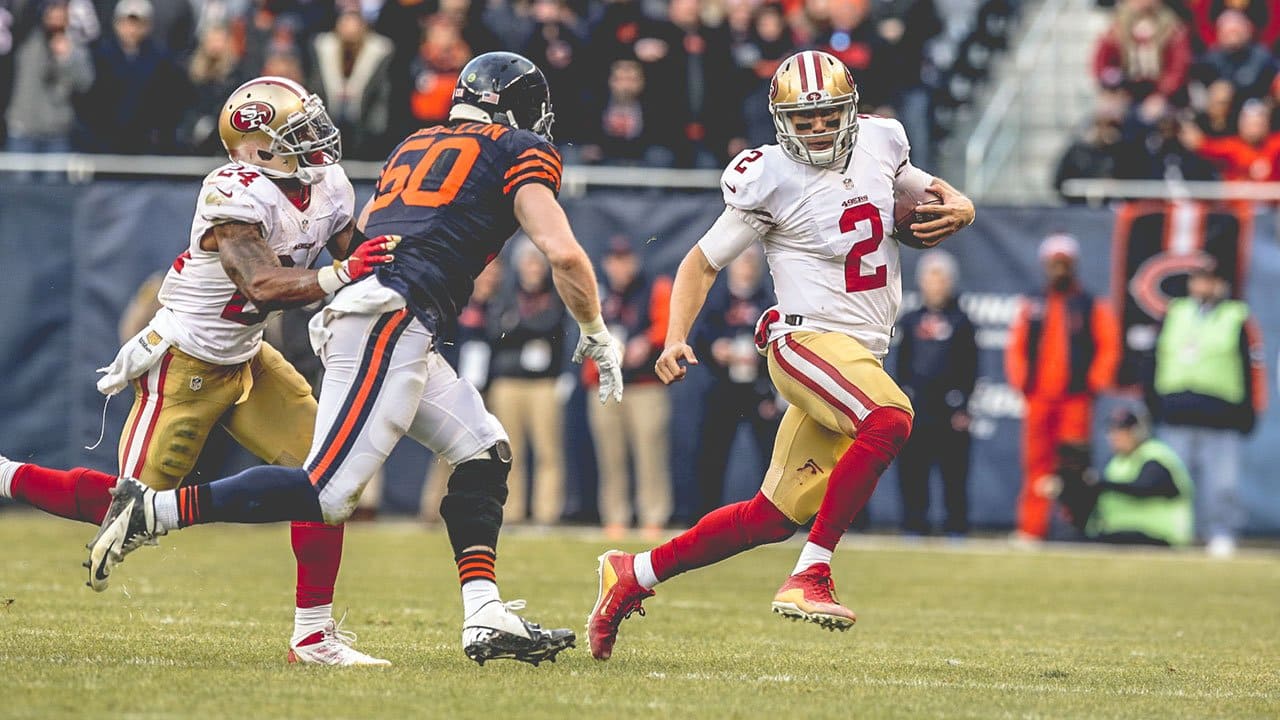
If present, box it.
[771,563,857,631]
[587,550,654,660]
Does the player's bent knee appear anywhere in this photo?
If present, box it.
[861,407,913,454]
[438,442,512,557]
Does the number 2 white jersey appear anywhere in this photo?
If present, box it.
[703,116,931,358]
[151,163,355,365]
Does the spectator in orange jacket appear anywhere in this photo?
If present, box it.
[1181,99,1280,180]
[584,237,674,539]
[1006,234,1122,541]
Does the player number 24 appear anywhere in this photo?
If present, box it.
[369,136,481,212]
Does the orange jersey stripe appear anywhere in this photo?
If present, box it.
[503,170,560,195]
[505,158,561,182]
[308,311,409,485]
[518,147,563,173]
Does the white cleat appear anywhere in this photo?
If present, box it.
[462,599,575,666]
[288,617,391,667]
[84,477,164,592]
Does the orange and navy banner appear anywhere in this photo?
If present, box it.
[1108,200,1252,387]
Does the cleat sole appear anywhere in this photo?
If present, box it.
[464,634,575,667]
[771,602,856,631]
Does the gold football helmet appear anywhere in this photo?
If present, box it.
[769,51,859,168]
[218,76,341,180]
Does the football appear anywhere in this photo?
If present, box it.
[892,187,945,249]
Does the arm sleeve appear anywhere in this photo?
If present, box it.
[698,208,764,270]
[894,163,934,198]
[721,147,779,229]
[888,118,933,193]
[1087,299,1121,393]
[1098,460,1179,498]
[503,135,563,197]
[197,178,271,235]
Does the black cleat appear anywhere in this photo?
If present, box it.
[84,477,164,592]
[462,600,576,666]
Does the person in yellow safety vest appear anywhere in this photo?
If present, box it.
[1150,259,1266,558]
[1084,406,1194,547]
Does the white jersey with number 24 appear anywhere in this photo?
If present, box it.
[152,163,355,365]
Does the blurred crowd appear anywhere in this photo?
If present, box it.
[1058,0,1280,196]
[0,0,1003,171]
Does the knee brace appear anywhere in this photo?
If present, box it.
[439,441,512,558]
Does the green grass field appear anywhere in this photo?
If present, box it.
[1,514,1277,719]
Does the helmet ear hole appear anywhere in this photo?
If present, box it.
[257,150,275,161]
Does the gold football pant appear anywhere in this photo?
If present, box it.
[762,331,913,523]
[117,343,317,490]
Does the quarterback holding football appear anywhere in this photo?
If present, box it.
[588,50,975,659]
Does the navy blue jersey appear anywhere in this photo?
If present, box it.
[364,121,563,337]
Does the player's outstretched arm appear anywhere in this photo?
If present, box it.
[513,184,601,323]
[654,245,720,384]
[909,177,976,243]
[514,183,624,403]
[211,221,397,311]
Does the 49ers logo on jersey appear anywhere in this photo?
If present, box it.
[230,101,275,133]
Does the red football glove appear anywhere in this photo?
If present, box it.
[337,234,400,282]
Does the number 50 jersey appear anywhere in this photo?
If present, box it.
[363,122,563,337]
[706,116,932,359]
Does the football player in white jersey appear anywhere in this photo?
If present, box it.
[0,77,398,665]
[587,50,975,658]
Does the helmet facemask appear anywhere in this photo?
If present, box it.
[489,100,555,141]
[771,92,858,168]
[256,93,342,174]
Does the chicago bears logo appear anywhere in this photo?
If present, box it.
[229,101,275,133]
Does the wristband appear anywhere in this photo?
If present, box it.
[317,263,347,294]
[578,315,607,336]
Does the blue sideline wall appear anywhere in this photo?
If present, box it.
[1,182,1277,534]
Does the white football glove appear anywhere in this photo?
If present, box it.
[573,329,624,405]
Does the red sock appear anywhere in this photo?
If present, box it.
[650,492,796,582]
[808,407,912,551]
[291,521,344,608]
[11,465,118,524]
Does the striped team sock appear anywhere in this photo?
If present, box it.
[456,549,499,618]
[173,485,212,528]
